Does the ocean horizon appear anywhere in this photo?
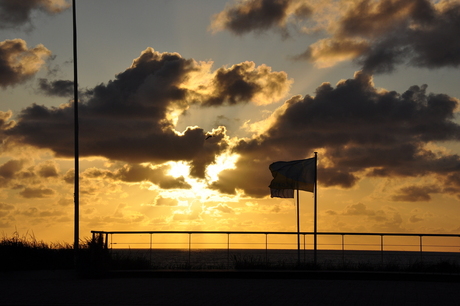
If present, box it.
[108,248,460,269]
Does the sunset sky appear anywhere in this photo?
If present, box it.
[1,0,460,245]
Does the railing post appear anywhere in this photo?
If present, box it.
[342,234,345,265]
[104,233,108,249]
[149,233,152,267]
[381,235,384,265]
[303,234,306,263]
[188,233,191,267]
[265,233,268,264]
[420,235,423,262]
[227,233,230,269]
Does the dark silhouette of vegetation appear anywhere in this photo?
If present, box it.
[0,232,150,275]
[0,232,74,272]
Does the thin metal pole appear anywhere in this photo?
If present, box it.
[72,0,80,259]
[314,152,318,265]
[342,234,345,265]
[296,188,300,265]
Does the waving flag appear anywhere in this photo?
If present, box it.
[269,158,316,198]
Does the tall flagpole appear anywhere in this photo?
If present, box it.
[296,188,300,265]
[73,0,80,258]
[314,152,318,265]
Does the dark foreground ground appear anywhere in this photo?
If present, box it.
[1,270,459,305]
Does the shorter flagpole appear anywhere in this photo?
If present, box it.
[268,156,316,266]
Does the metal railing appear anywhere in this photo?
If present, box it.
[91,230,460,268]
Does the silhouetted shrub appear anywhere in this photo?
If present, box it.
[0,232,74,271]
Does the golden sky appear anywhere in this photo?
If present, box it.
[0,0,459,245]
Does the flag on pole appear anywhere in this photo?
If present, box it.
[269,158,316,198]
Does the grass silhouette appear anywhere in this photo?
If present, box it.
[0,231,150,273]
[0,231,74,271]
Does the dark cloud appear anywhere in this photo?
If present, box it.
[212,203,235,214]
[304,0,460,72]
[444,172,460,199]
[0,39,51,88]
[409,214,424,223]
[201,61,291,106]
[19,186,55,198]
[342,203,387,222]
[38,210,66,217]
[63,169,74,184]
[214,0,460,72]
[0,111,15,147]
[210,71,460,198]
[326,203,404,231]
[0,202,14,210]
[18,207,38,216]
[371,210,404,232]
[0,159,59,188]
[82,163,191,190]
[7,48,224,167]
[0,0,70,30]
[392,185,436,202]
[36,161,59,178]
[210,0,306,36]
[0,202,14,218]
[291,38,370,65]
[155,196,178,207]
[115,164,191,189]
[37,78,74,97]
[0,159,24,179]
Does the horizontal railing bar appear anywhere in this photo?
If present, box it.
[92,230,460,238]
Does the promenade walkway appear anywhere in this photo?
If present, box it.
[1,270,459,305]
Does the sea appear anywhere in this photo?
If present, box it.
[108,248,460,270]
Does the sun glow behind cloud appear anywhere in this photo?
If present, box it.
[168,161,190,178]
[206,152,239,183]
[158,153,241,204]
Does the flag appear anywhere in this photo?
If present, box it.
[269,158,316,198]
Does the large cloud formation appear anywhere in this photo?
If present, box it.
[5,48,291,179]
[3,44,459,201]
[0,39,51,88]
[211,71,460,199]
[213,0,460,73]
[0,0,70,30]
